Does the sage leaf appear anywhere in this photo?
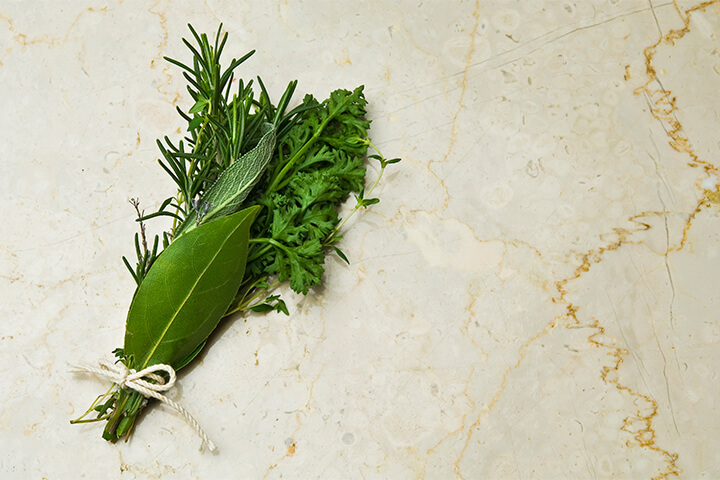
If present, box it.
[202,122,275,221]
[124,205,260,370]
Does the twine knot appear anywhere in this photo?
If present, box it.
[71,358,217,452]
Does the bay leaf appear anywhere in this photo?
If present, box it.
[124,205,260,370]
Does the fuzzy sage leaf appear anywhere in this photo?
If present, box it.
[176,123,275,238]
[202,122,275,220]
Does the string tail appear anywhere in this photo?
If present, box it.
[71,358,217,452]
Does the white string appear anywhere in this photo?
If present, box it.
[71,358,217,452]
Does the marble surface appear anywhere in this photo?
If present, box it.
[2,0,720,478]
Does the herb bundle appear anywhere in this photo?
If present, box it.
[72,25,398,449]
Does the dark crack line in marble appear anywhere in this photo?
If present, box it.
[458,2,676,78]
[647,142,682,439]
[648,0,665,38]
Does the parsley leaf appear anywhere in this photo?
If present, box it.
[245,87,370,294]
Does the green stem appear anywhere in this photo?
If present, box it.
[70,414,113,424]
[100,389,144,443]
[171,119,210,235]
[102,388,130,441]
[224,279,281,317]
[248,237,291,254]
[326,141,387,242]
[70,386,117,424]
[266,112,335,193]
[266,133,318,193]
[247,239,273,262]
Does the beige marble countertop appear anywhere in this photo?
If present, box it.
[2,1,720,478]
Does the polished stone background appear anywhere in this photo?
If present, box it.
[2,1,719,478]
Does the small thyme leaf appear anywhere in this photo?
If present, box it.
[188,97,210,114]
[332,246,350,264]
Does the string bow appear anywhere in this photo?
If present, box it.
[71,358,217,452]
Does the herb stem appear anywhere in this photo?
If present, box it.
[224,279,281,316]
[174,118,210,232]
[361,141,387,198]
[266,132,319,193]
[70,385,116,424]
[248,237,290,253]
[267,111,335,193]
[327,141,387,241]
[70,414,114,424]
[247,239,273,262]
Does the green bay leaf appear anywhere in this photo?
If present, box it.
[124,205,260,370]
